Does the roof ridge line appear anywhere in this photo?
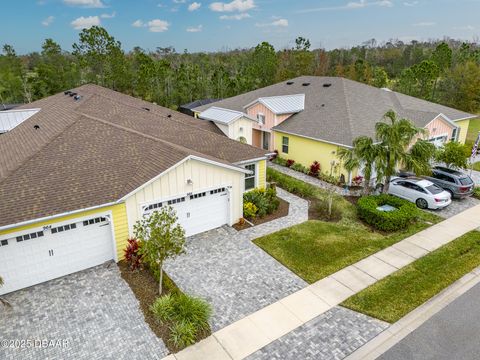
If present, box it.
[341,78,355,146]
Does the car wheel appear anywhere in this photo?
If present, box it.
[416,198,428,209]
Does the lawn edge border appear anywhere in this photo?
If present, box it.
[343,264,480,360]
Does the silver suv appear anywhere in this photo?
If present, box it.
[424,166,474,199]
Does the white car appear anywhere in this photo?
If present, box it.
[388,177,452,210]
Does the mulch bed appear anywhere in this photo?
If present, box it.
[233,197,289,230]
[118,261,210,353]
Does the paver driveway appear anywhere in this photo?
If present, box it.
[164,189,309,331]
[428,196,480,219]
[0,262,168,360]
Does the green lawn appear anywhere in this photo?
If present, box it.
[473,162,480,171]
[342,230,480,323]
[255,168,442,283]
[466,118,480,144]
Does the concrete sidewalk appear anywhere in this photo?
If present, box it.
[164,204,480,360]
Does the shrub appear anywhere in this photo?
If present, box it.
[309,161,321,177]
[151,293,212,349]
[243,201,258,219]
[319,172,339,185]
[124,238,143,271]
[286,159,295,167]
[273,156,287,166]
[357,194,419,232]
[169,321,196,348]
[474,187,480,200]
[291,163,309,174]
[267,168,317,198]
[352,175,364,187]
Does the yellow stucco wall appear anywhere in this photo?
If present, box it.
[258,159,266,188]
[274,131,354,179]
[456,119,471,144]
[0,203,129,261]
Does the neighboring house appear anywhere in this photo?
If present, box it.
[197,107,257,145]
[0,85,268,295]
[193,76,477,181]
[0,108,39,134]
[179,98,221,117]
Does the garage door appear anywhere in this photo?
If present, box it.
[0,214,115,295]
[143,187,229,237]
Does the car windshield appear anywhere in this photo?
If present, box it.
[459,177,473,185]
[426,184,444,195]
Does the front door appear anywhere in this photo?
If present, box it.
[262,131,270,150]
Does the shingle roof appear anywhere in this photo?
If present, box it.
[199,107,250,124]
[194,76,476,147]
[244,94,305,114]
[0,84,267,227]
[0,108,40,133]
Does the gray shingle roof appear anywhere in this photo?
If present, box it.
[194,76,476,147]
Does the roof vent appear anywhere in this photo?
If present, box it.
[73,95,82,101]
[321,104,325,107]
[64,90,72,96]
[286,81,294,85]
[323,83,332,88]
[69,92,77,97]
[167,114,172,118]
[33,124,40,130]
[302,83,310,87]
[142,107,150,111]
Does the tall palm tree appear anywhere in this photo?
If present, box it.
[338,136,379,194]
[375,110,432,193]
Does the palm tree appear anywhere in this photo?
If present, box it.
[375,110,433,193]
[338,136,379,194]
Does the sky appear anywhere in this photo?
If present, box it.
[1,0,479,54]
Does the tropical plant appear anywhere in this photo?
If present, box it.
[338,136,379,194]
[134,206,186,294]
[243,201,258,219]
[169,321,196,348]
[124,238,143,271]
[309,161,321,177]
[375,110,434,193]
[291,162,309,174]
[286,159,295,168]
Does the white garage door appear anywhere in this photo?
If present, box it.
[0,214,115,295]
[143,187,229,237]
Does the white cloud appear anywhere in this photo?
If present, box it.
[63,0,105,8]
[413,21,435,27]
[186,24,203,32]
[147,19,170,32]
[297,0,392,13]
[71,15,101,30]
[173,0,186,3]
[403,1,419,6]
[41,15,54,26]
[132,19,144,27]
[100,11,115,18]
[453,25,475,30]
[219,13,251,20]
[210,0,255,12]
[188,2,201,11]
[256,18,288,27]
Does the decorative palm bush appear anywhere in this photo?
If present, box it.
[243,187,280,219]
[309,161,321,177]
[124,238,143,271]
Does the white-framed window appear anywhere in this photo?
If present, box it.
[257,113,265,125]
[451,128,458,142]
[244,164,256,191]
[282,136,289,154]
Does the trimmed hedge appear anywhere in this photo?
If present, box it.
[357,194,419,232]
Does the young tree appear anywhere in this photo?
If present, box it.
[375,110,432,193]
[134,207,186,294]
[435,141,469,169]
[338,136,379,194]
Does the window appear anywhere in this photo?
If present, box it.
[51,223,76,234]
[451,128,458,141]
[245,164,256,190]
[190,193,206,200]
[257,113,265,125]
[145,202,163,212]
[83,217,106,226]
[168,197,186,205]
[210,187,226,195]
[282,136,289,154]
[1,239,8,246]
[16,231,44,242]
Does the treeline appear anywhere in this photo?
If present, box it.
[1,27,480,113]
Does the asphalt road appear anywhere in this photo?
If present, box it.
[379,281,480,360]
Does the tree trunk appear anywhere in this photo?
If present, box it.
[158,262,164,295]
[328,194,333,216]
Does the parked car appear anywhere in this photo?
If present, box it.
[388,177,452,209]
[424,166,475,199]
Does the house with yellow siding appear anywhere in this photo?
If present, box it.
[0,85,268,295]
[193,76,477,182]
